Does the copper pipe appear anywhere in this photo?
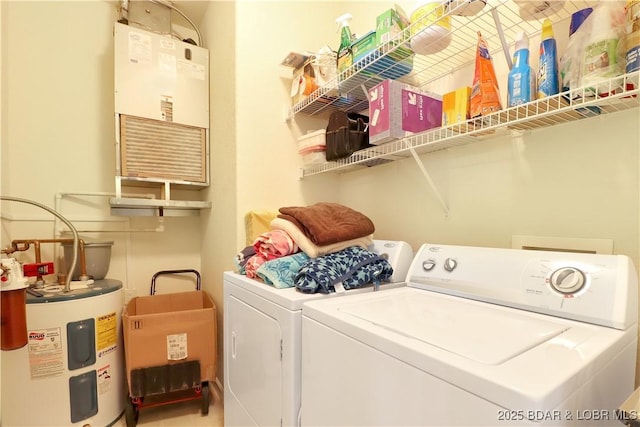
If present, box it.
[9,238,89,283]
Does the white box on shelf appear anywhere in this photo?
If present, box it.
[297,129,326,165]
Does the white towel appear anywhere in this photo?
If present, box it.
[270,217,373,258]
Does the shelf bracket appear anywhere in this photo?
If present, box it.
[491,6,512,70]
[409,148,449,217]
[360,83,371,102]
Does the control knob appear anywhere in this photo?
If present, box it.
[422,260,436,271]
[549,267,586,295]
[444,258,457,272]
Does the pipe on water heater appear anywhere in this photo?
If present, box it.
[0,196,80,350]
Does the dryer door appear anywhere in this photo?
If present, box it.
[226,295,282,427]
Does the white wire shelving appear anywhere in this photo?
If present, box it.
[302,71,640,177]
[288,0,640,180]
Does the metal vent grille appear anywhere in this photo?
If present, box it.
[120,115,206,183]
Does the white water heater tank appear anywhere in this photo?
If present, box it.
[1,280,124,426]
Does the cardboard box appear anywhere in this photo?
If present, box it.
[290,58,318,106]
[442,86,471,126]
[376,5,410,49]
[369,79,442,145]
[352,31,377,64]
[122,290,217,392]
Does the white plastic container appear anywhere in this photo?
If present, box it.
[297,129,326,165]
[514,0,565,20]
[580,3,626,95]
[409,1,452,55]
[62,241,113,280]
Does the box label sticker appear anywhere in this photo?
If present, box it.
[167,333,188,360]
[368,82,389,135]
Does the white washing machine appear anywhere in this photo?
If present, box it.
[223,240,413,427]
[301,244,639,426]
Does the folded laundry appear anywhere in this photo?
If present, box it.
[271,217,372,258]
[244,210,278,246]
[294,246,394,294]
[234,245,256,274]
[278,202,375,246]
[244,229,300,279]
[253,229,299,261]
[244,254,266,279]
[256,252,310,289]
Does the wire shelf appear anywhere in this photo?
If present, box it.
[289,0,603,118]
[301,71,640,177]
[291,0,639,178]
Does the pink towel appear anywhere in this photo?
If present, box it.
[244,255,266,279]
[253,229,299,261]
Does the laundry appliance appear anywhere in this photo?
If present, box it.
[223,240,413,427]
[301,243,638,426]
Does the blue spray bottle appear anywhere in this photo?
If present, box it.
[507,31,535,106]
[537,19,559,99]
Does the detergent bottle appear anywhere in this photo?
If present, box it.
[537,19,559,98]
[507,31,535,106]
[336,13,355,74]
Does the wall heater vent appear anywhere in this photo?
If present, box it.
[120,115,206,183]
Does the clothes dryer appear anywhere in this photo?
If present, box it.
[301,244,638,426]
[223,240,413,427]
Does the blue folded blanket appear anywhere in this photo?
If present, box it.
[294,246,394,294]
[256,252,310,289]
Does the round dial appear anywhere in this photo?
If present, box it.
[444,258,457,272]
[422,260,436,271]
[549,267,586,295]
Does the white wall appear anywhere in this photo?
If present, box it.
[0,1,203,301]
[200,0,238,386]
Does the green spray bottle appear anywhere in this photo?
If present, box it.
[336,14,355,74]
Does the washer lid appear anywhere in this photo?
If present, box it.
[338,290,569,365]
[223,271,405,311]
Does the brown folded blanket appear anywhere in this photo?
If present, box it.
[278,202,375,246]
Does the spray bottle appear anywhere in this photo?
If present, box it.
[336,14,355,74]
[507,31,535,106]
[537,19,559,98]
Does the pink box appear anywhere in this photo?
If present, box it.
[368,80,442,145]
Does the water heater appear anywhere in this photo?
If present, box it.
[114,22,210,189]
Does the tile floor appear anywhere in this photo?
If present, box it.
[114,383,223,427]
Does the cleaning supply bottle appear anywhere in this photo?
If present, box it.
[580,3,626,96]
[336,14,355,75]
[537,19,559,99]
[507,31,535,106]
[559,8,593,96]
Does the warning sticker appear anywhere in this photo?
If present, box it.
[128,31,152,65]
[97,364,112,395]
[96,311,117,351]
[28,328,64,379]
[167,333,188,360]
